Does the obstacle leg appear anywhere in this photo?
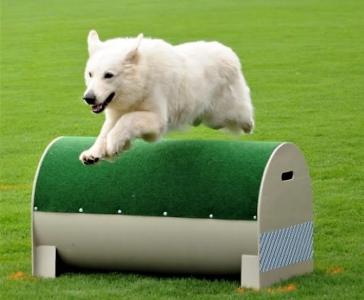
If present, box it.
[33,245,56,278]
[241,255,260,289]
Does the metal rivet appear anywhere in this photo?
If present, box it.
[163,211,168,216]
[79,208,83,213]
[117,209,122,214]
[209,214,213,219]
[34,206,38,211]
[253,215,257,220]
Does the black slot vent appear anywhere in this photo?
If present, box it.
[281,171,294,181]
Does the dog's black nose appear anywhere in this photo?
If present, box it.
[83,91,96,104]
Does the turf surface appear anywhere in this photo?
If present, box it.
[34,137,279,219]
[1,0,363,299]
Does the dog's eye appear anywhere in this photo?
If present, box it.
[104,72,114,79]
[88,72,92,78]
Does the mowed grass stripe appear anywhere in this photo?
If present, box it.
[1,0,363,299]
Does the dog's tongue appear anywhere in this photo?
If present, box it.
[92,103,104,113]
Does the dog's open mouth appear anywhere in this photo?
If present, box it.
[92,92,115,114]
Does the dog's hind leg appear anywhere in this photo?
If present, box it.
[203,75,254,134]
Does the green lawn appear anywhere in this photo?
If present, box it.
[1,0,363,299]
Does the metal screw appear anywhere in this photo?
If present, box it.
[209,214,213,219]
[253,215,257,220]
[34,206,38,211]
[163,211,168,216]
[79,208,83,213]
[117,209,122,214]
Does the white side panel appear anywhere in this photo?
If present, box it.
[33,212,258,275]
[255,143,313,287]
[258,143,313,233]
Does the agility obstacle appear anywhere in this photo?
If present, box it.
[32,137,313,289]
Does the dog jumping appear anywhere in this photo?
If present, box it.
[80,30,254,164]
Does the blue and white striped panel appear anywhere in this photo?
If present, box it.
[259,221,313,272]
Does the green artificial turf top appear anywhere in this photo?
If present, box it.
[33,137,280,220]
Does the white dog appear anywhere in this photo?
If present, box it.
[80,30,254,164]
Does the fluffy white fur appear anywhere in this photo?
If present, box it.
[80,30,254,164]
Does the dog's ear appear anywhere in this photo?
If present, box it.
[125,33,143,63]
[87,30,102,56]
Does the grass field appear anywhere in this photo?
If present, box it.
[1,0,363,299]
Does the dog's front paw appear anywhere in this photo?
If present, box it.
[79,149,101,165]
[106,135,131,159]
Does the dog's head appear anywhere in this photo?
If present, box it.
[83,30,144,113]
